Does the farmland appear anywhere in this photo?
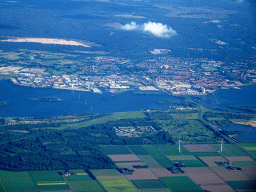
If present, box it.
[0,171,37,191]
[159,176,204,192]
[98,178,138,192]
[0,110,256,192]
[29,171,70,191]
[0,143,256,191]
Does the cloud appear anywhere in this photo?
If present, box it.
[120,22,177,38]
[143,22,177,38]
[120,22,139,31]
[237,0,243,3]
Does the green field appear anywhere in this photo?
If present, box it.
[100,145,132,155]
[142,146,174,167]
[137,155,163,168]
[160,176,203,192]
[140,189,171,192]
[91,169,122,177]
[37,111,146,130]
[0,171,38,191]
[157,144,191,156]
[232,161,256,166]
[170,113,198,120]
[207,117,226,121]
[29,171,70,190]
[98,178,138,192]
[128,146,149,155]
[67,180,104,192]
[139,146,173,168]
[131,179,166,189]
[227,181,256,189]
[0,184,4,192]
[210,144,248,156]
[64,170,103,192]
[65,170,92,181]
[239,143,256,157]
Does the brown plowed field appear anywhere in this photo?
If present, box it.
[108,154,140,161]
[241,166,256,180]
[182,167,226,185]
[199,156,227,167]
[226,156,253,161]
[151,168,185,177]
[125,169,158,180]
[183,144,215,152]
[116,162,146,169]
[200,184,236,192]
[211,167,252,181]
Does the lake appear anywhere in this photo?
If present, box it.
[0,80,181,117]
[1,80,256,117]
[222,124,256,142]
[201,84,256,112]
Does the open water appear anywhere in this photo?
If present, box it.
[0,80,181,117]
[222,124,256,142]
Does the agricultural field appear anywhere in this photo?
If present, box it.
[29,171,70,191]
[0,171,38,191]
[1,143,256,192]
[90,169,123,178]
[108,154,141,162]
[97,144,256,191]
[64,170,104,192]
[127,146,149,155]
[239,143,256,157]
[157,144,192,156]
[159,176,204,192]
[210,144,249,156]
[142,145,174,167]
[65,172,103,192]
[125,169,158,180]
[98,178,138,192]
[227,181,256,190]
[131,179,166,189]
[67,180,104,192]
[137,155,163,168]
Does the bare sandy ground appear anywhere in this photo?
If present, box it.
[1,37,90,47]
[139,86,159,91]
[235,121,256,128]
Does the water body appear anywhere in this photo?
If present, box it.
[1,80,256,117]
[222,124,256,142]
[201,84,256,112]
[0,80,181,117]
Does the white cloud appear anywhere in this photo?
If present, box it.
[120,22,139,31]
[120,22,177,38]
[143,22,177,38]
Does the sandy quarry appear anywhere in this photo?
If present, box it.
[1,37,90,47]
